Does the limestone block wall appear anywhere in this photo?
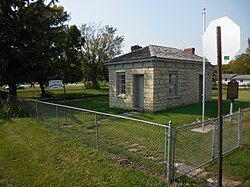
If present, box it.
[152,67,213,111]
[108,65,213,112]
[109,67,155,111]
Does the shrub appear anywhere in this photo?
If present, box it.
[99,81,109,89]
[83,81,94,89]
[0,95,27,119]
[0,103,26,119]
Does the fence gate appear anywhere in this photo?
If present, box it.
[172,110,242,180]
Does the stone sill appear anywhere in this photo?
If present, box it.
[117,94,126,99]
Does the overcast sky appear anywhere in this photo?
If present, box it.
[58,0,250,57]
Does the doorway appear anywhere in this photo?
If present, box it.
[134,75,144,109]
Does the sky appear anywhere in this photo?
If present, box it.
[58,0,250,57]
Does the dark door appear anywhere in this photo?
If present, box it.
[134,75,144,108]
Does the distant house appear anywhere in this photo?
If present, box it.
[222,74,250,87]
[105,45,214,112]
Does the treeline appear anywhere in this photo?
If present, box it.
[0,0,124,96]
[221,38,250,75]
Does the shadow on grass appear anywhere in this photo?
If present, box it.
[132,99,250,125]
[158,99,250,119]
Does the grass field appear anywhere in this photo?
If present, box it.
[0,118,169,187]
[16,86,109,100]
[204,109,250,186]
[2,87,250,186]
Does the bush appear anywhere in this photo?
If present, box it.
[83,81,94,89]
[0,103,26,119]
[99,81,109,89]
[0,94,27,119]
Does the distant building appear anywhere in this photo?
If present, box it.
[222,74,250,87]
[105,45,213,112]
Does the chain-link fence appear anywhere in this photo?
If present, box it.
[20,98,246,182]
[172,109,243,179]
[22,98,173,181]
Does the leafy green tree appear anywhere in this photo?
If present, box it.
[0,0,69,96]
[60,25,83,84]
[0,0,31,95]
[24,2,69,96]
[222,38,250,75]
[80,23,124,89]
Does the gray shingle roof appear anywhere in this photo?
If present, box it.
[222,74,237,79]
[106,45,208,64]
[234,75,250,80]
[222,74,250,80]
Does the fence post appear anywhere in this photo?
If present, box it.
[167,121,173,183]
[56,106,59,130]
[95,113,99,151]
[237,108,242,147]
[35,101,38,121]
[212,120,217,160]
[164,126,167,179]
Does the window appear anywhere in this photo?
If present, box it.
[169,73,177,97]
[117,73,126,97]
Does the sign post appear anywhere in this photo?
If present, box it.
[227,79,239,121]
[202,16,240,187]
[216,26,223,187]
[49,80,67,122]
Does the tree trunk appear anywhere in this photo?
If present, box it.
[38,81,47,97]
[89,72,99,89]
[89,64,100,89]
[8,82,17,96]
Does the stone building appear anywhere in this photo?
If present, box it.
[105,45,213,112]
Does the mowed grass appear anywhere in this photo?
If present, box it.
[17,86,109,99]
[55,89,250,185]
[13,87,250,185]
[204,109,250,186]
[131,89,250,126]
[58,96,128,114]
[0,118,168,187]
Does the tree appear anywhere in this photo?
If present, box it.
[22,2,69,96]
[0,0,69,96]
[222,38,250,75]
[0,0,32,95]
[80,23,124,89]
[59,25,83,84]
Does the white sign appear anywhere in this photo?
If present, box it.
[202,16,240,65]
[49,80,63,90]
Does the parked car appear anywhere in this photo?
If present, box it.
[3,85,9,90]
[3,84,25,90]
[16,84,25,89]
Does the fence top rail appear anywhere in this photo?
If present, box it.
[175,110,242,132]
[175,118,218,131]
[24,98,169,128]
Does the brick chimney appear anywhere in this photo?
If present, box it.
[184,48,195,55]
[131,45,142,52]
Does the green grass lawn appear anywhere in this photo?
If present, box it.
[17,86,109,100]
[9,87,250,186]
[204,109,250,186]
[0,118,169,187]
[51,88,250,186]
